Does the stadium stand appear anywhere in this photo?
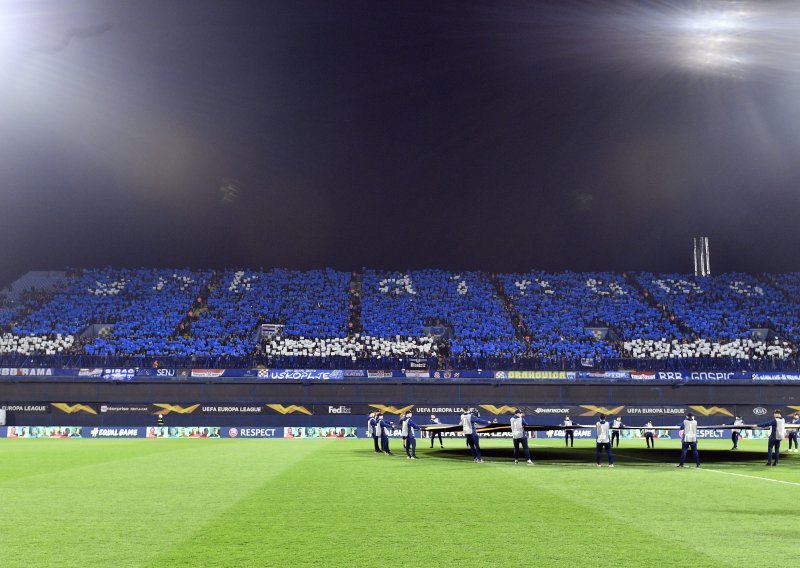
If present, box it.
[360,270,523,359]
[2,268,800,370]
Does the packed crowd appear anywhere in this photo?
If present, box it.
[2,268,800,367]
[361,270,522,357]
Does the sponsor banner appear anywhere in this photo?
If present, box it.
[343,369,368,378]
[752,372,800,382]
[6,426,83,438]
[577,405,626,417]
[102,368,137,381]
[0,403,50,413]
[625,406,687,416]
[284,426,359,438]
[519,405,577,416]
[51,402,98,415]
[655,371,748,382]
[0,368,54,377]
[224,427,279,438]
[575,371,631,380]
[313,404,361,415]
[146,426,222,438]
[539,428,595,440]
[200,405,265,414]
[403,370,430,378]
[266,369,344,381]
[367,370,393,379]
[152,403,201,415]
[478,405,517,415]
[413,406,466,415]
[688,405,735,417]
[88,427,142,438]
[498,371,571,380]
[368,404,414,416]
[431,370,462,379]
[630,371,657,380]
[78,368,104,378]
[100,404,152,414]
[264,404,313,415]
[190,369,227,378]
[140,368,180,378]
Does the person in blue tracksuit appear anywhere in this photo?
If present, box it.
[460,407,492,463]
[758,410,786,466]
[403,411,420,459]
[368,412,380,453]
[595,414,614,467]
[610,416,625,447]
[677,412,700,468]
[643,421,655,449]
[429,414,444,448]
[397,412,408,454]
[788,412,799,453]
[376,413,394,456]
[510,409,532,465]
[729,416,743,450]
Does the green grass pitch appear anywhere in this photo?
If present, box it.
[1,437,798,567]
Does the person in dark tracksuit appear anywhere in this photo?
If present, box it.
[788,413,799,453]
[730,416,743,450]
[397,412,408,454]
[429,414,444,448]
[460,407,491,463]
[643,421,655,448]
[677,412,700,468]
[595,414,614,467]
[376,413,394,455]
[562,415,574,448]
[758,410,786,466]
[403,411,420,459]
[611,416,625,447]
[368,412,380,453]
[510,409,533,465]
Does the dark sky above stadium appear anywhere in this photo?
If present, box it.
[2,0,800,285]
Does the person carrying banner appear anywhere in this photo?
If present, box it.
[510,409,533,465]
[677,412,700,468]
[428,414,444,448]
[368,412,380,453]
[643,421,655,448]
[562,415,575,448]
[460,407,492,463]
[730,416,744,450]
[595,414,614,467]
[758,410,786,466]
[403,410,420,459]
[397,411,408,454]
[788,412,799,453]
[611,416,625,447]
[376,412,394,456]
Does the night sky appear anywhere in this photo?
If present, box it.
[2,0,800,286]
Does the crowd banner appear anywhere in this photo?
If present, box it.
[264,369,345,381]
[2,367,800,383]
[751,372,800,382]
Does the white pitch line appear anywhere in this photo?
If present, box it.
[699,468,800,487]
